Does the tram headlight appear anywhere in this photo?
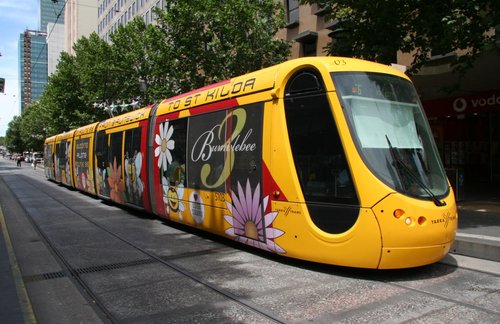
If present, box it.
[405,217,412,225]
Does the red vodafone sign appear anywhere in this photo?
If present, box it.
[423,89,500,117]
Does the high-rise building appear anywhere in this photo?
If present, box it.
[65,0,98,55]
[19,30,48,112]
[98,0,166,42]
[47,22,65,75]
[40,0,65,31]
[19,0,66,112]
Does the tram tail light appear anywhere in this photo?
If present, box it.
[393,209,405,219]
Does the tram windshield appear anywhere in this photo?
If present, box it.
[332,72,449,201]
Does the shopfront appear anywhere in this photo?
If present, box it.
[423,89,500,195]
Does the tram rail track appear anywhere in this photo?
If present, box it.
[1,165,499,323]
[11,172,287,323]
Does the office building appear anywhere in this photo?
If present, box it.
[19,30,48,112]
[40,0,65,31]
[98,0,166,42]
[19,0,66,112]
[65,0,98,55]
[47,22,65,75]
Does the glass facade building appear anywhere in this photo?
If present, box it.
[40,0,65,31]
[18,0,65,113]
[19,31,48,112]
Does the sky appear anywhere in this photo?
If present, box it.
[0,0,39,137]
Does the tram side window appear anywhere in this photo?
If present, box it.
[188,111,226,191]
[108,131,124,202]
[109,131,123,172]
[284,93,358,205]
[58,140,67,170]
[95,131,108,170]
[95,131,110,196]
[55,143,60,166]
[124,127,144,206]
[160,119,187,187]
[54,143,61,180]
[44,144,53,167]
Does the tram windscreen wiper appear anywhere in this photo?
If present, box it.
[385,135,445,207]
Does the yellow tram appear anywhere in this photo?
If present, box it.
[44,57,457,269]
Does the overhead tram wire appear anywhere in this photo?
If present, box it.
[31,0,69,77]
[30,0,100,79]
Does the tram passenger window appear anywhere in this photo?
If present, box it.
[169,119,187,187]
[285,93,358,205]
[157,118,187,187]
[109,132,123,167]
[124,128,143,206]
[107,132,124,202]
[188,111,227,191]
[95,131,110,197]
[95,131,108,170]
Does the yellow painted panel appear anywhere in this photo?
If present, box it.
[156,66,277,116]
[271,201,382,268]
[97,107,150,131]
[104,123,140,134]
[74,122,98,136]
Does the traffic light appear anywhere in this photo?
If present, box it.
[0,78,4,93]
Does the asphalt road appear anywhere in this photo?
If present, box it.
[1,159,499,323]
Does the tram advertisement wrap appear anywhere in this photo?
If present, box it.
[75,138,91,191]
[188,104,263,193]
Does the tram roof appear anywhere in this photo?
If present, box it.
[155,57,409,116]
[96,106,152,131]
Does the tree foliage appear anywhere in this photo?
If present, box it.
[18,102,50,152]
[155,0,290,94]
[5,116,24,153]
[5,1,290,147]
[302,0,500,73]
[110,18,159,103]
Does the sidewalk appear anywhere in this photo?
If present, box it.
[453,186,500,262]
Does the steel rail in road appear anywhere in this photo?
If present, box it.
[8,171,287,324]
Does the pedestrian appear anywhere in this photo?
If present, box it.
[17,156,21,167]
[33,159,37,170]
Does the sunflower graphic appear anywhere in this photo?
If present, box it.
[224,179,285,254]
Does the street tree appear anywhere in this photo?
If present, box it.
[40,36,112,135]
[5,116,24,154]
[6,1,291,139]
[110,17,160,105]
[42,53,92,134]
[73,33,123,108]
[154,0,291,94]
[19,102,50,152]
[301,0,500,73]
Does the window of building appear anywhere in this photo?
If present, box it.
[302,40,317,57]
[293,31,318,57]
[285,0,299,27]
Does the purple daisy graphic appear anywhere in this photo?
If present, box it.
[224,179,285,254]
